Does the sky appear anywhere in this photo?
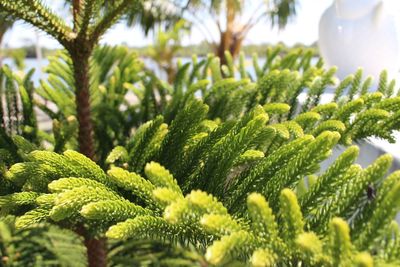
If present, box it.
[2,0,400,49]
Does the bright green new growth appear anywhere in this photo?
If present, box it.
[1,44,400,266]
[2,46,400,170]
[1,94,400,266]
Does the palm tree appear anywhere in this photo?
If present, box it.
[148,19,190,83]
[186,0,298,64]
[122,0,298,64]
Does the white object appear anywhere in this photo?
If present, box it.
[318,0,400,80]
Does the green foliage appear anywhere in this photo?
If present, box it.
[0,66,41,168]
[36,46,145,162]
[0,66,38,142]
[0,0,140,48]
[0,1,73,45]
[3,46,400,171]
[1,36,400,266]
[147,19,190,83]
[0,216,87,267]
[2,92,400,265]
[107,239,205,267]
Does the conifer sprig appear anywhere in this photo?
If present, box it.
[2,98,399,266]
[0,0,74,45]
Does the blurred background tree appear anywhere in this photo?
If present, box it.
[148,19,190,83]
[63,0,184,34]
[180,0,298,64]
[1,1,300,67]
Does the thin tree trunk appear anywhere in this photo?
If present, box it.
[230,34,245,58]
[76,225,107,267]
[216,32,229,66]
[216,0,237,65]
[72,53,107,267]
[165,65,176,84]
[71,2,106,265]
[84,237,108,267]
[72,55,95,160]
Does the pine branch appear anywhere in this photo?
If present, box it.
[0,0,74,46]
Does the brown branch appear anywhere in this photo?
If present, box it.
[76,225,107,267]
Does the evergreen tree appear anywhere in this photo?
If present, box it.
[0,1,143,266]
[132,0,298,64]
[2,87,400,266]
[0,3,400,264]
